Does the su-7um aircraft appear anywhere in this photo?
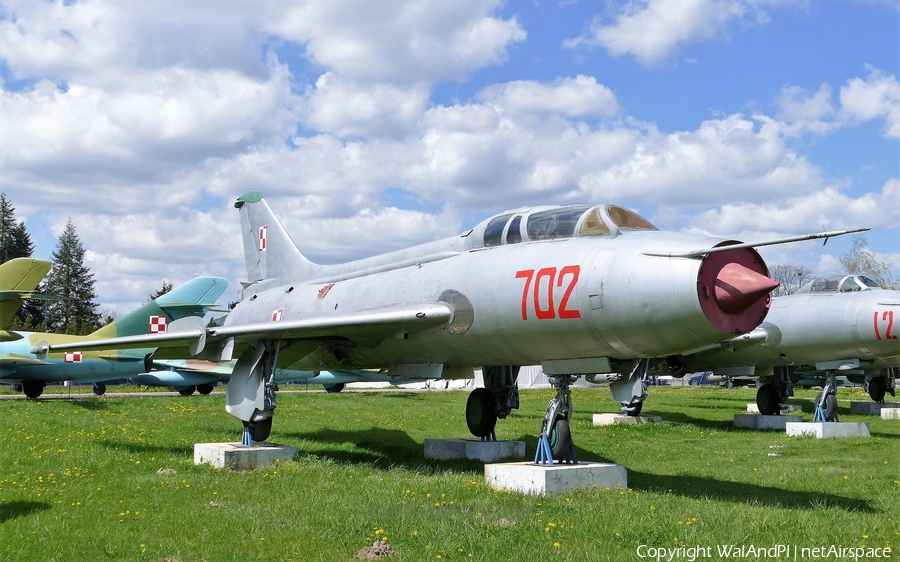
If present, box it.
[7,277,227,398]
[132,359,419,394]
[49,192,862,458]
[663,273,900,421]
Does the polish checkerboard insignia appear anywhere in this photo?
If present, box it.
[259,226,268,251]
[64,351,83,363]
[149,315,168,333]
[271,309,283,322]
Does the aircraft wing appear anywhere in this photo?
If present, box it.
[207,302,453,345]
[36,317,208,356]
[37,303,452,357]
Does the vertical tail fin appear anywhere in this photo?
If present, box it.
[234,191,317,283]
[90,277,228,338]
[0,258,52,329]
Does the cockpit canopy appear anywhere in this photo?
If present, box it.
[799,274,883,294]
[480,204,657,248]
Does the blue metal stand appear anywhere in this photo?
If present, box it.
[533,434,578,466]
[241,425,253,446]
[813,405,838,422]
[534,434,554,466]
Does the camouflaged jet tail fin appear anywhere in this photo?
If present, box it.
[89,276,228,339]
[0,258,52,329]
[235,191,318,283]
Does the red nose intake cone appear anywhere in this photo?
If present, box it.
[714,263,780,314]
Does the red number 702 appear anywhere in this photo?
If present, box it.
[515,265,581,321]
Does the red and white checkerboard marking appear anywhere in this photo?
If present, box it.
[64,352,82,363]
[271,309,283,322]
[259,226,268,251]
[149,315,168,333]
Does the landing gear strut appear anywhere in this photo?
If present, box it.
[610,359,650,416]
[539,375,576,461]
[814,370,839,422]
[226,341,280,445]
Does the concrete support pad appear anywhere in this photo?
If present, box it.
[785,422,870,439]
[592,413,662,426]
[424,438,525,463]
[485,461,627,496]
[881,408,900,420]
[746,404,802,414]
[734,414,803,430]
[194,442,299,470]
[850,402,900,415]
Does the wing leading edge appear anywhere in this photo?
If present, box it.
[41,302,453,357]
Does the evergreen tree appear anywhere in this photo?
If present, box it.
[148,280,173,302]
[45,219,101,334]
[0,193,43,328]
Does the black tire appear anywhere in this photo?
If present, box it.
[93,382,107,396]
[250,417,273,442]
[756,384,780,415]
[548,418,572,461]
[178,386,196,397]
[816,392,838,421]
[623,400,643,416]
[197,383,215,395]
[323,383,345,393]
[868,377,886,402]
[22,380,44,399]
[465,387,497,438]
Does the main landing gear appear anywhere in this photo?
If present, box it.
[610,359,650,417]
[465,365,520,441]
[226,341,280,445]
[755,365,797,415]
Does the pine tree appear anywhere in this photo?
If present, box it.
[148,280,173,302]
[46,219,101,334]
[0,193,43,329]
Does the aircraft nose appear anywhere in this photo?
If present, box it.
[714,263,780,314]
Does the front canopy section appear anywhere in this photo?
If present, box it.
[476,204,658,248]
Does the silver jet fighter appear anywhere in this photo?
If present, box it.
[206,191,796,452]
[664,273,900,420]
[49,192,862,456]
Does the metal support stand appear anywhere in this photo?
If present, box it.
[533,434,578,466]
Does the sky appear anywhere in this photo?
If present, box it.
[0,0,897,317]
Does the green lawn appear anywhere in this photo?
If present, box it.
[0,385,897,561]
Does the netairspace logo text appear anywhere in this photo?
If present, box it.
[636,544,893,561]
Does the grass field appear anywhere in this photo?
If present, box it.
[0,385,897,561]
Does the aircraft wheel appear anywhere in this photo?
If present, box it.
[868,377,886,402]
[93,382,107,396]
[623,400,643,416]
[249,417,272,443]
[324,383,345,393]
[815,392,838,421]
[548,418,572,461]
[22,380,44,399]
[178,386,196,397]
[466,387,497,438]
[197,383,214,395]
[756,384,780,415]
